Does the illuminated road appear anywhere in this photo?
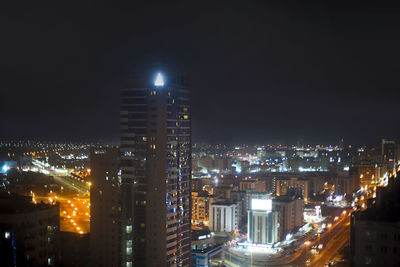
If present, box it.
[31,159,90,195]
[31,158,91,234]
[309,224,349,267]
[288,216,350,267]
[51,173,89,195]
[224,212,350,267]
[59,195,90,234]
[34,193,90,234]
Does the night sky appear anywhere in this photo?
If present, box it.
[1,2,400,145]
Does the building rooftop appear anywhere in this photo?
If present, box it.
[192,191,209,197]
[192,227,211,240]
[354,205,400,222]
[0,191,56,214]
[274,195,302,203]
[192,244,223,255]
[355,176,400,222]
[211,199,237,206]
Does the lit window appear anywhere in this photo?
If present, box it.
[4,232,10,239]
[48,258,52,265]
[126,262,132,267]
[126,225,132,234]
[127,240,132,248]
[183,115,189,120]
[126,247,132,255]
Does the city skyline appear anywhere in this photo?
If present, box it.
[2,2,400,267]
[1,2,400,145]
[0,136,399,266]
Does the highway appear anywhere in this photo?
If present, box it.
[224,212,350,267]
[289,216,350,267]
[309,224,349,266]
[51,173,89,195]
[30,159,91,234]
[31,158,90,194]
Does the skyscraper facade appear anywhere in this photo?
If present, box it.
[90,147,121,267]
[120,73,191,267]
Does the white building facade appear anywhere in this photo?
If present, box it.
[209,201,238,233]
[247,197,279,245]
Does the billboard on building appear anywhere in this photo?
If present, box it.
[251,199,272,211]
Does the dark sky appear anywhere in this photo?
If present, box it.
[1,2,400,145]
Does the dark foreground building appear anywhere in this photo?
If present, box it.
[90,147,121,267]
[350,171,400,266]
[0,192,59,267]
[120,73,192,266]
[60,232,89,267]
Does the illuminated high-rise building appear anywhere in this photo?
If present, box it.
[120,73,191,266]
[247,195,279,245]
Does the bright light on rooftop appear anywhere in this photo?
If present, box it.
[154,73,164,86]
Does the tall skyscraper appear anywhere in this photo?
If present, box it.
[120,73,192,266]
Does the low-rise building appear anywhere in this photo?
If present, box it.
[273,195,304,240]
[192,191,213,226]
[191,227,223,267]
[276,177,309,202]
[209,200,239,233]
[0,192,59,267]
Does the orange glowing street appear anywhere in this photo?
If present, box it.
[33,193,90,234]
